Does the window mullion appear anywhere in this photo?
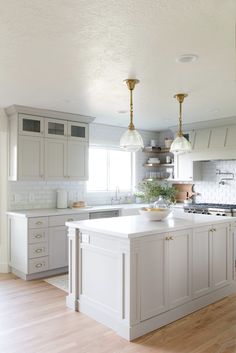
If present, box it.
[107,150,110,191]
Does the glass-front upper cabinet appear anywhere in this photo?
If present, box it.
[19,114,44,136]
[45,119,67,139]
[68,121,88,141]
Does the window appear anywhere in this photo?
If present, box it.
[87,147,133,191]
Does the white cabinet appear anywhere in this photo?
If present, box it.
[67,141,88,180]
[174,154,201,181]
[168,229,192,308]
[68,121,88,141]
[192,226,211,298]
[45,138,67,180]
[8,212,89,280]
[192,223,231,298]
[6,106,93,181]
[49,226,68,269]
[18,136,44,180]
[212,223,230,289]
[140,236,168,320]
[140,229,191,321]
[45,118,67,139]
[19,114,44,136]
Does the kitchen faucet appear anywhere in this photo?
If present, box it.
[111,186,122,204]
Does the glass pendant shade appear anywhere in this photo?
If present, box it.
[170,93,192,154]
[120,128,144,152]
[170,135,192,154]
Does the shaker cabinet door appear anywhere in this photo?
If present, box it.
[48,226,68,270]
[45,138,67,180]
[140,235,168,321]
[67,141,88,180]
[192,226,212,298]
[168,229,192,308]
[18,136,44,180]
[212,223,230,289]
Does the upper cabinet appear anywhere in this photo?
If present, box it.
[6,105,94,181]
[19,114,44,137]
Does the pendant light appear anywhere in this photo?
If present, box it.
[170,93,192,154]
[120,79,144,152]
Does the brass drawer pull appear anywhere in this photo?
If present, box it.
[35,248,44,253]
[67,218,74,222]
[35,234,42,239]
[35,263,43,268]
[36,221,43,225]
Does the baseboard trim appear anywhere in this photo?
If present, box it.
[11,267,68,280]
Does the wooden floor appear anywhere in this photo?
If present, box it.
[1,274,236,353]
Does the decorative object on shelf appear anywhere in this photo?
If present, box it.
[166,155,171,164]
[150,139,157,147]
[120,79,144,152]
[147,157,160,164]
[136,180,176,203]
[170,93,192,154]
[164,138,173,148]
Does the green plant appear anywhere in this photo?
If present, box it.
[136,180,176,203]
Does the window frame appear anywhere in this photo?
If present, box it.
[87,145,135,192]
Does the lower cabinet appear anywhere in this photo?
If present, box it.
[140,229,192,321]
[192,223,231,298]
[9,212,89,279]
[140,223,232,321]
[48,226,68,269]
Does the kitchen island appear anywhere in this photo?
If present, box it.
[66,213,236,340]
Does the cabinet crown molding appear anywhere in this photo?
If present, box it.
[5,105,95,124]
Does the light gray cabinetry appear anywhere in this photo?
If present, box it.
[192,222,231,298]
[8,212,89,280]
[18,136,44,180]
[140,228,191,321]
[6,106,94,181]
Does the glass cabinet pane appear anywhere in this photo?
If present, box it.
[71,125,86,138]
[23,119,41,133]
[48,122,65,136]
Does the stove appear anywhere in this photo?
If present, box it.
[183,203,236,217]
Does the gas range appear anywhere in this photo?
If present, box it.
[183,203,236,217]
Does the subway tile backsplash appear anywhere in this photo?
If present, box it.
[194,160,236,204]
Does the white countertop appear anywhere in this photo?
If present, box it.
[7,203,185,218]
[66,212,234,239]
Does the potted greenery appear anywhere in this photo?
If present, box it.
[135,180,176,204]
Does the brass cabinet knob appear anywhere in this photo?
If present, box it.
[169,236,174,240]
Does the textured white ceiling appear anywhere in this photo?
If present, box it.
[0,0,236,130]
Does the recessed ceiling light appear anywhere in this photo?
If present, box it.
[176,54,199,64]
[117,110,128,114]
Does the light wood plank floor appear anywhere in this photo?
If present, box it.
[0,274,236,353]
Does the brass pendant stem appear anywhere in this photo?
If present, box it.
[174,93,188,137]
[124,79,139,131]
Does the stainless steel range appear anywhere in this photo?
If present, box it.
[184,203,236,217]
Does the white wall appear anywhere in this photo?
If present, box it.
[0,110,9,272]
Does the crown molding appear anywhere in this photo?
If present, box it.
[5,105,95,124]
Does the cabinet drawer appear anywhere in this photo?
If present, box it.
[28,257,49,274]
[49,213,89,227]
[29,242,49,259]
[28,228,48,244]
[28,217,48,229]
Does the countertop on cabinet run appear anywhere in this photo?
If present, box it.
[7,203,185,218]
[66,213,234,239]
